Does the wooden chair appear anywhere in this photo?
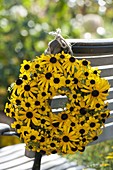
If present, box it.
[0,38,113,170]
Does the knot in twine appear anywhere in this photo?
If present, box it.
[45,28,73,55]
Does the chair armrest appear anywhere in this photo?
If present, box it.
[0,123,10,135]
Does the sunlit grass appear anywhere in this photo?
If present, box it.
[65,139,113,169]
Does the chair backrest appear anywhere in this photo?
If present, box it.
[51,38,113,144]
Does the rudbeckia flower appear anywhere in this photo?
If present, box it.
[4,51,110,155]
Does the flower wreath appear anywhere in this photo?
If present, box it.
[5,51,110,155]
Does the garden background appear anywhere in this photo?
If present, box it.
[0,0,113,169]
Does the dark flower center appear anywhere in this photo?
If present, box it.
[42,92,46,96]
[80,121,85,125]
[92,90,99,97]
[25,102,31,107]
[30,135,36,140]
[70,107,74,111]
[41,106,45,111]
[71,147,77,151]
[41,119,46,124]
[34,73,37,77]
[40,137,45,142]
[52,122,59,127]
[16,124,21,129]
[45,72,52,79]
[80,108,87,115]
[35,101,40,106]
[11,112,15,117]
[50,57,57,63]
[101,113,107,118]
[61,113,68,120]
[29,145,33,149]
[73,78,78,84]
[54,78,60,84]
[6,108,10,113]
[84,72,89,76]
[93,70,97,74]
[60,55,65,59]
[96,103,100,108]
[16,79,23,85]
[79,129,85,134]
[86,117,89,120]
[23,75,28,80]
[51,150,57,154]
[90,80,95,84]
[50,143,56,147]
[71,122,75,126]
[35,64,40,68]
[24,64,30,70]
[82,60,88,66]
[75,142,79,145]
[93,136,98,141]
[90,122,96,127]
[69,57,75,62]
[73,94,77,99]
[82,138,86,142]
[66,80,70,84]
[26,112,33,118]
[16,99,21,105]
[63,136,69,142]
[24,85,30,91]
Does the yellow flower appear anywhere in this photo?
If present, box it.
[82,78,110,107]
[37,71,54,91]
[4,102,15,118]
[38,90,51,100]
[59,127,78,153]
[35,115,51,128]
[20,80,38,98]
[62,55,77,74]
[71,70,84,89]
[72,100,89,117]
[20,60,32,74]
[75,123,90,137]
[11,121,23,134]
[39,53,63,72]
[65,75,73,87]
[25,129,41,142]
[76,59,91,69]
[100,163,109,167]
[18,107,40,126]
[91,67,101,77]
[19,126,31,140]
[86,117,101,131]
[68,90,82,103]
[66,102,78,115]
[11,78,23,95]
[51,73,65,90]
[21,97,35,109]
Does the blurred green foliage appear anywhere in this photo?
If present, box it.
[0,0,113,110]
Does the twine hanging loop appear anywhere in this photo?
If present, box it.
[45,28,73,55]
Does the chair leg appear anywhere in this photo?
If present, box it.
[32,152,42,170]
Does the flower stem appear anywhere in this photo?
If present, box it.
[32,152,42,170]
